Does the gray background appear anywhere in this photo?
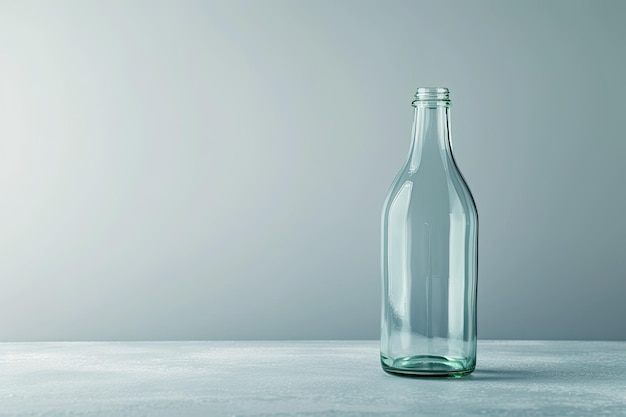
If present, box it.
[0,0,624,342]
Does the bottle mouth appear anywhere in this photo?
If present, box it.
[412,87,450,107]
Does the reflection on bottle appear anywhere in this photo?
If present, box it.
[387,180,413,350]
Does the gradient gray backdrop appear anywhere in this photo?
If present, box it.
[1,0,624,341]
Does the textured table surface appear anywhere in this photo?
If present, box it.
[1,341,625,416]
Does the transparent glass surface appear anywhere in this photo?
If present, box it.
[381,88,478,377]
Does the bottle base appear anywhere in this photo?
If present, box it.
[381,354,474,378]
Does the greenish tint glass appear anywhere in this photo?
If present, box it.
[381,88,478,377]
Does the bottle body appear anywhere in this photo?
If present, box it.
[381,88,478,377]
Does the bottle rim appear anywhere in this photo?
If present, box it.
[412,87,450,107]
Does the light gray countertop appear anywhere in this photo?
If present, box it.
[1,341,625,416]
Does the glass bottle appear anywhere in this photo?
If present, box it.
[380,87,478,377]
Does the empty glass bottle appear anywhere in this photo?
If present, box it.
[381,87,478,377]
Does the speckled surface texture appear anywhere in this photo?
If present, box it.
[1,341,625,416]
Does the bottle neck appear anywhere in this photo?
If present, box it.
[408,105,452,173]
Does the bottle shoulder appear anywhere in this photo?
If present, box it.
[383,158,477,219]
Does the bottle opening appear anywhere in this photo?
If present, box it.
[412,87,450,107]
